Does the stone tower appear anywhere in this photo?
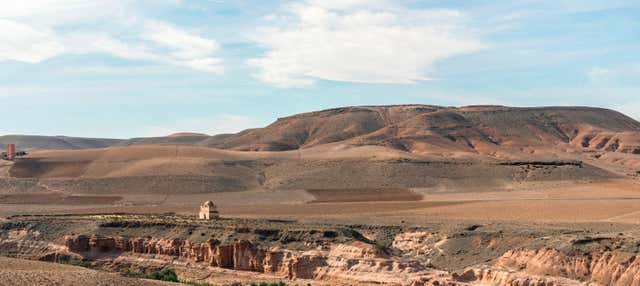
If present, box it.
[199,200,219,220]
[6,144,15,160]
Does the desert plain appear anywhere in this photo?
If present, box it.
[2,105,640,285]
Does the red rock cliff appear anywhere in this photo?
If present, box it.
[63,234,456,284]
[493,248,640,286]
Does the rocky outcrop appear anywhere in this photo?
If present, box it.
[6,230,640,285]
[62,234,454,285]
[392,231,438,255]
[494,248,640,286]
[572,131,640,155]
[456,267,584,286]
[65,235,241,269]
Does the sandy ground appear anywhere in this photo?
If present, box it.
[0,257,178,286]
[0,193,122,204]
[2,180,639,225]
[307,188,422,203]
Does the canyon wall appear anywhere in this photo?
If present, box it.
[4,226,640,285]
[493,248,640,286]
[62,234,454,285]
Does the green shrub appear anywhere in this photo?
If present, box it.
[148,269,179,282]
[122,268,179,283]
[183,280,215,286]
[254,282,286,286]
[63,259,91,268]
[120,268,145,278]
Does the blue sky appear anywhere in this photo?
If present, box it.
[1,0,639,138]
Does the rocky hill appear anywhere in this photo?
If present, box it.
[1,105,639,195]
[205,105,640,155]
[6,105,640,156]
[0,135,122,151]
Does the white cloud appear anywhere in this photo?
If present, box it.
[587,67,615,82]
[180,57,223,73]
[0,0,125,25]
[63,33,159,61]
[305,0,391,11]
[142,20,223,73]
[145,114,263,137]
[62,25,224,74]
[0,1,223,73]
[143,21,219,59]
[0,19,64,63]
[248,1,483,88]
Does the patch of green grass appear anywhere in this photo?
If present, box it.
[180,278,222,286]
[62,259,91,268]
[120,268,145,279]
[183,282,215,286]
[121,268,179,282]
[148,269,179,282]
[252,282,288,286]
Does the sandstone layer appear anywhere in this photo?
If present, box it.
[3,215,640,285]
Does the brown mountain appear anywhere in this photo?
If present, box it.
[0,135,122,151]
[205,105,640,156]
[7,105,639,156]
[1,105,639,197]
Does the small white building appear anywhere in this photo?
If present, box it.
[199,200,219,220]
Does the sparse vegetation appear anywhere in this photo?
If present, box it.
[61,259,91,268]
[251,282,287,286]
[122,268,179,282]
[183,281,216,286]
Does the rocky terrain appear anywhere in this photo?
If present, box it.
[2,105,640,285]
[2,214,640,285]
[1,105,639,195]
[6,105,640,155]
[0,256,178,286]
[204,105,640,154]
[2,105,639,195]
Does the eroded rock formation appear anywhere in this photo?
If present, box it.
[493,248,640,286]
[62,234,454,285]
[3,220,640,286]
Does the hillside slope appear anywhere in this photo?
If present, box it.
[5,105,640,157]
[0,135,122,151]
[205,105,640,156]
[1,105,638,195]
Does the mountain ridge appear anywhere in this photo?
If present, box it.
[2,104,639,195]
[3,105,640,156]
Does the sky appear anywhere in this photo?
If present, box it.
[0,0,639,138]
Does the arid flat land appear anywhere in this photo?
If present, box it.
[0,257,178,286]
[2,180,639,226]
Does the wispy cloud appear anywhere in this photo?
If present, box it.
[247,0,484,88]
[0,0,223,73]
[586,64,640,84]
[0,19,64,63]
[141,20,223,73]
[587,67,615,83]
